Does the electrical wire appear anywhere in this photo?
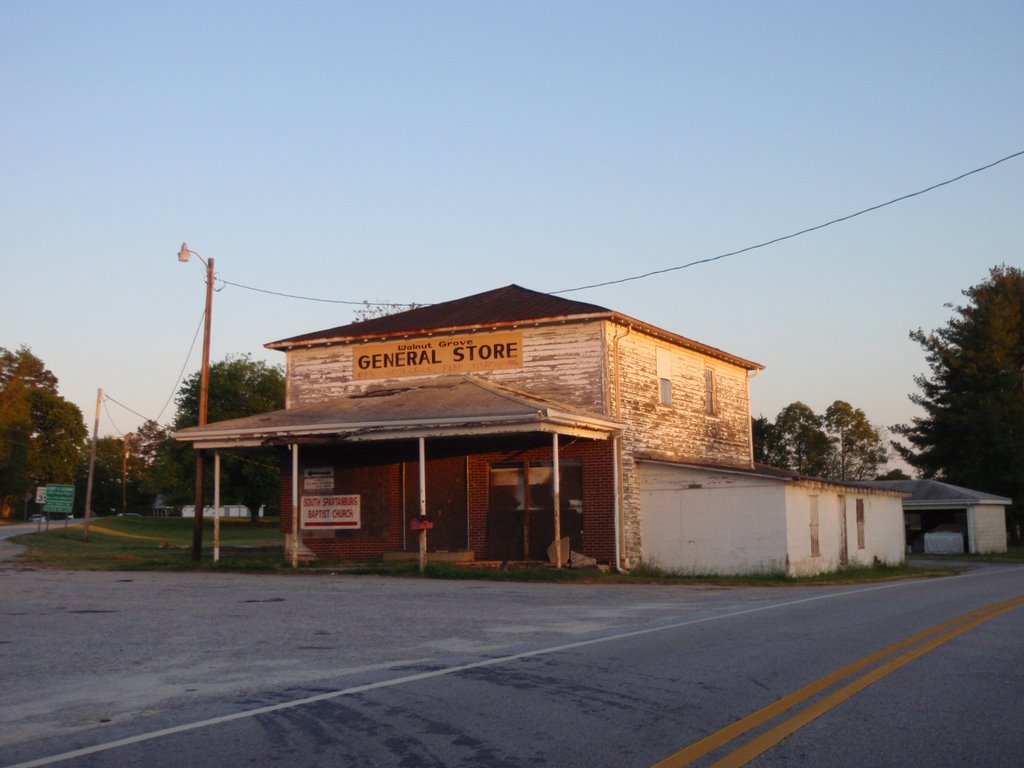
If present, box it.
[104,395,152,424]
[155,308,206,423]
[101,399,125,436]
[218,278,420,309]
[550,148,1024,295]
[99,308,206,432]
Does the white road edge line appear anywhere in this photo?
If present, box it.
[6,567,1014,768]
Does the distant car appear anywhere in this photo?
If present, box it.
[30,514,45,522]
[117,512,142,517]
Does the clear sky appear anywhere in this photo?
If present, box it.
[2,1,1021,467]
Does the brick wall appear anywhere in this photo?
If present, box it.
[281,438,618,564]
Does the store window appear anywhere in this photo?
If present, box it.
[487,460,583,561]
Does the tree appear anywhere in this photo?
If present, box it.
[168,354,286,520]
[75,437,132,516]
[352,300,421,323]
[764,401,832,477]
[28,389,87,485]
[754,400,889,481]
[894,264,1024,539]
[751,415,777,465]
[0,347,85,516]
[823,400,889,481]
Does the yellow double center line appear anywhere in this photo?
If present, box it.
[653,594,1024,768]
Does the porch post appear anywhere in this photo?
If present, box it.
[613,434,623,572]
[553,432,562,568]
[418,436,427,574]
[291,443,299,569]
[213,451,221,563]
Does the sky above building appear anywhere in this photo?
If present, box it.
[2,1,1021,468]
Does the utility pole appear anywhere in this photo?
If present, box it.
[179,243,215,562]
[83,387,101,542]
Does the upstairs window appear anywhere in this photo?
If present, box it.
[656,348,672,405]
[704,368,717,415]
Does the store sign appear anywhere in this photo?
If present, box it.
[300,494,361,530]
[353,331,523,380]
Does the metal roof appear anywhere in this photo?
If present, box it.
[266,283,763,371]
[635,459,911,496]
[267,284,611,347]
[174,375,623,449]
[863,479,1012,507]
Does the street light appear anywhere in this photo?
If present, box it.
[178,242,214,561]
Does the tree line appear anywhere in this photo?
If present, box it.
[0,351,284,521]
[753,400,893,481]
[2,265,1022,537]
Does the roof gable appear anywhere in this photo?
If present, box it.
[267,284,612,348]
[866,479,1012,505]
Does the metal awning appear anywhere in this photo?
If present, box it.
[173,375,623,449]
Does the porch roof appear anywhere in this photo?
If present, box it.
[173,375,624,449]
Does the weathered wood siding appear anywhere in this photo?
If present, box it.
[606,325,754,565]
[285,322,607,412]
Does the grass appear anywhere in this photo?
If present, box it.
[7,517,959,584]
[8,516,284,572]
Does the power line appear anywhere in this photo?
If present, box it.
[218,278,419,309]
[101,308,206,430]
[551,148,1024,295]
[155,308,206,423]
[104,395,152,424]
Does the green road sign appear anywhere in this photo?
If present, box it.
[43,484,75,514]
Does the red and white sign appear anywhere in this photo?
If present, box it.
[301,494,361,530]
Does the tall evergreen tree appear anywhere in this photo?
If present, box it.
[893,264,1024,538]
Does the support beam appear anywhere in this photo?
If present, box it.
[418,436,427,574]
[553,433,562,569]
[213,451,221,563]
[291,444,299,569]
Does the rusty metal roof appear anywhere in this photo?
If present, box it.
[267,283,763,371]
[174,375,623,449]
[267,284,612,348]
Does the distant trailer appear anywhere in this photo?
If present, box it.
[180,504,265,519]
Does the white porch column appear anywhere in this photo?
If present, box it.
[291,443,299,569]
[213,451,221,563]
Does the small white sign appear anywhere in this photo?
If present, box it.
[35,487,47,504]
[300,494,360,530]
[303,467,334,492]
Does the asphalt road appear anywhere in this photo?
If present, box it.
[1,545,1022,768]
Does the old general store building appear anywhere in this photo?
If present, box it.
[176,284,906,575]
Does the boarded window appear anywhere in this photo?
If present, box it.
[704,368,717,415]
[659,378,672,405]
[656,349,672,405]
[810,495,820,557]
[856,498,866,549]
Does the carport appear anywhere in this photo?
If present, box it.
[866,479,1010,554]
